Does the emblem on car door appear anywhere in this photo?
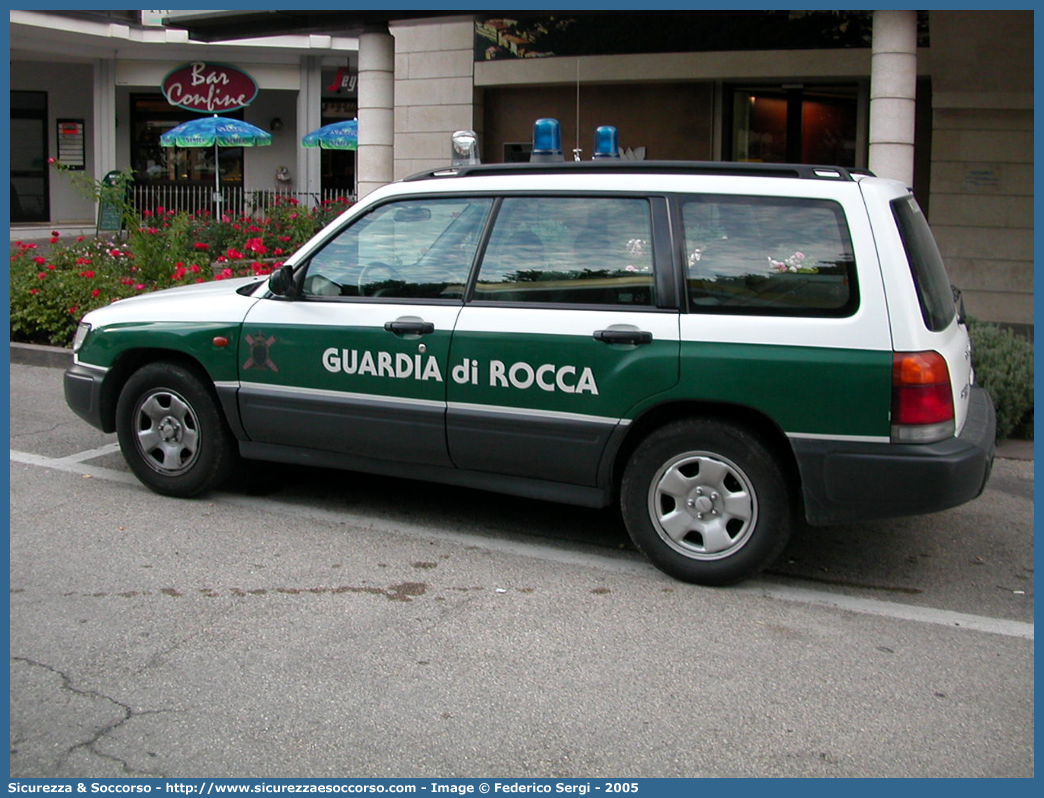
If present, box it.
[243,332,278,372]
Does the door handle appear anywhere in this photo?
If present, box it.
[384,320,435,335]
[593,328,653,345]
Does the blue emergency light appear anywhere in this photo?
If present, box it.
[593,125,620,159]
[530,118,565,163]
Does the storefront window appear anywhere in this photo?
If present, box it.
[319,99,357,196]
[730,85,859,167]
[130,95,244,187]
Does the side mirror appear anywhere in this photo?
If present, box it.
[952,284,967,325]
[268,263,297,298]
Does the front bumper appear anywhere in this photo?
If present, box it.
[64,362,112,432]
[793,385,996,526]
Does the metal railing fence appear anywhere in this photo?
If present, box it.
[131,186,356,219]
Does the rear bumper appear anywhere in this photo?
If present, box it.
[793,385,996,526]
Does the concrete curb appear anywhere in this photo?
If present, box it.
[9,342,1033,461]
[10,341,73,369]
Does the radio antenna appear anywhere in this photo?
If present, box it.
[573,59,582,161]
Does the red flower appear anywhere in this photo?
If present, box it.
[69,306,78,316]
[76,257,92,265]
[134,283,145,291]
[193,242,210,250]
[76,236,85,242]
[29,288,38,295]
[226,248,244,260]
[143,209,153,217]
[274,248,285,256]
[33,256,46,265]
[79,270,95,278]
[91,288,101,298]
[47,157,56,164]
[47,263,56,270]
[189,264,201,273]
[50,237,59,244]
[245,238,268,255]
[36,272,46,280]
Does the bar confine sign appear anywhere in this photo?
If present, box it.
[162,62,259,113]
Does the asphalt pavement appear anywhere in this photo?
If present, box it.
[8,349,1034,778]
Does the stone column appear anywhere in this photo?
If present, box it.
[869,10,918,185]
[92,58,117,181]
[357,26,395,198]
[296,55,323,208]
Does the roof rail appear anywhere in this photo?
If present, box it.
[403,160,873,183]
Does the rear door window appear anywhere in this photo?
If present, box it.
[681,194,857,316]
[473,196,656,307]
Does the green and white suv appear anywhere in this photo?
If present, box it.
[64,147,996,585]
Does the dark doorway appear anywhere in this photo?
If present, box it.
[11,91,49,223]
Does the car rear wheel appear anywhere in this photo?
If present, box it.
[621,418,791,585]
[116,362,237,497]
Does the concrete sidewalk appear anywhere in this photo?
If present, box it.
[10,341,1034,461]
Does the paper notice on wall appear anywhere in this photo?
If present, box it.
[57,119,85,170]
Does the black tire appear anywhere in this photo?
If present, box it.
[115,361,238,498]
[620,418,791,586]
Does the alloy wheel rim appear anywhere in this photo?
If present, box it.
[647,450,758,560]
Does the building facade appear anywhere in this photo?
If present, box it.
[10,10,360,229]
[388,10,1032,333]
[8,10,1033,332]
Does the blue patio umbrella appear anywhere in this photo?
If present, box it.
[302,119,358,150]
[159,114,272,206]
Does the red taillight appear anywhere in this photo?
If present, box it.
[892,351,954,429]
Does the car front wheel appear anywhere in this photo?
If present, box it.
[116,362,237,497]
[621,419,792,586]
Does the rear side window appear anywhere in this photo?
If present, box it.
[682,195,857,316]
[473,196,655,307]
[891,195,956,332]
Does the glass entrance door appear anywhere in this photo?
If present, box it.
[10,92,49,223]
[729,85,860,167]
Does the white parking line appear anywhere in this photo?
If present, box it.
[51,441,122,464]
[10,447,1035,641]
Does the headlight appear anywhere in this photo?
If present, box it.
[72,322,91,353]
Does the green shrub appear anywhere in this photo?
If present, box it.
[9,195,355,348]
[968,318,1034,441]
[9,237,147,346]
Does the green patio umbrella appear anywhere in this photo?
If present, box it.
[160,114,272,211]
[301,119,358,150]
